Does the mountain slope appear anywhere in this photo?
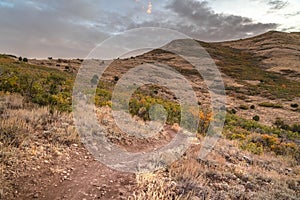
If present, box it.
[220,31,300,82]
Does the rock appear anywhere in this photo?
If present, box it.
[220,182,229,190]
[61,122,69,127]
[243,156,253,164]
[285,168,292,173]
[245,182,256,191]
[33,193,39,198]
[225,173,237,180]
[43,131,51,135]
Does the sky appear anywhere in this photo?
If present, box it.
[0,0,299,58]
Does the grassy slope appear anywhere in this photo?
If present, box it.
[0,55,74,111]
[199,41,300,100]
[0,52,299,160]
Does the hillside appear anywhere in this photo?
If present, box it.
[220,31,300,82]
[0,31,300,199]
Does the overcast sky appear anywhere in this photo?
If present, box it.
[0,0,299,58]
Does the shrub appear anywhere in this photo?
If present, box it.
[0,118,30,148]
[95,88,112,107]
[253,115,260,121]
[228,133,246,140]
[274,118,290,130]
[22,57,28,62]
[48,57,53,60]
[259,134,280,147]
[114,76,119,82]
[291,124,300,133]
[272,142,298,158]
[291,103,299,108]
[231,108,237,114]
[250,105,255,109]
[129,94,181,125]
[258,102,283,108]
[18,56,22,61]
[239,105,249,110]
[91,74,99,86]
[241,142,263,155]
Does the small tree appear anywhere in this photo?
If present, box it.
[23,57,28,62]
[18,56,22,61]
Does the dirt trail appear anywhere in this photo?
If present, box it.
[15,119,180,199]
[17,145,136,200]
[43,154,135,200]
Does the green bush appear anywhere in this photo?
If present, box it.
[274,118,289,130]
[291,124,300,133]
[239,104,249,110]
[95,88,112,107]
[230,108,237,114]
[114,76,119,82]
[291,103,299,108]
[253,115,260,121]
[258,102,283,108]
[129,94,181,125]
[22,57,28,62]
[241,142,263,155]
[0,59,73,112]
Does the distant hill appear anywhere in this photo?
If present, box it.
[219,31,300,82]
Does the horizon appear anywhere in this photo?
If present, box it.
[1,29,296,59]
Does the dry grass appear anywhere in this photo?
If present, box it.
[131,173,181,200]
[131,139,300,200]
[1,93,299,199]
[0,93,80,199]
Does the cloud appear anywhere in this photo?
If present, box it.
[0,0,279,58]
[285,11,300,17]
[280,26,297,31]
[267,0,289,10]
[130,0,277,41]
[0,0,135,58]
